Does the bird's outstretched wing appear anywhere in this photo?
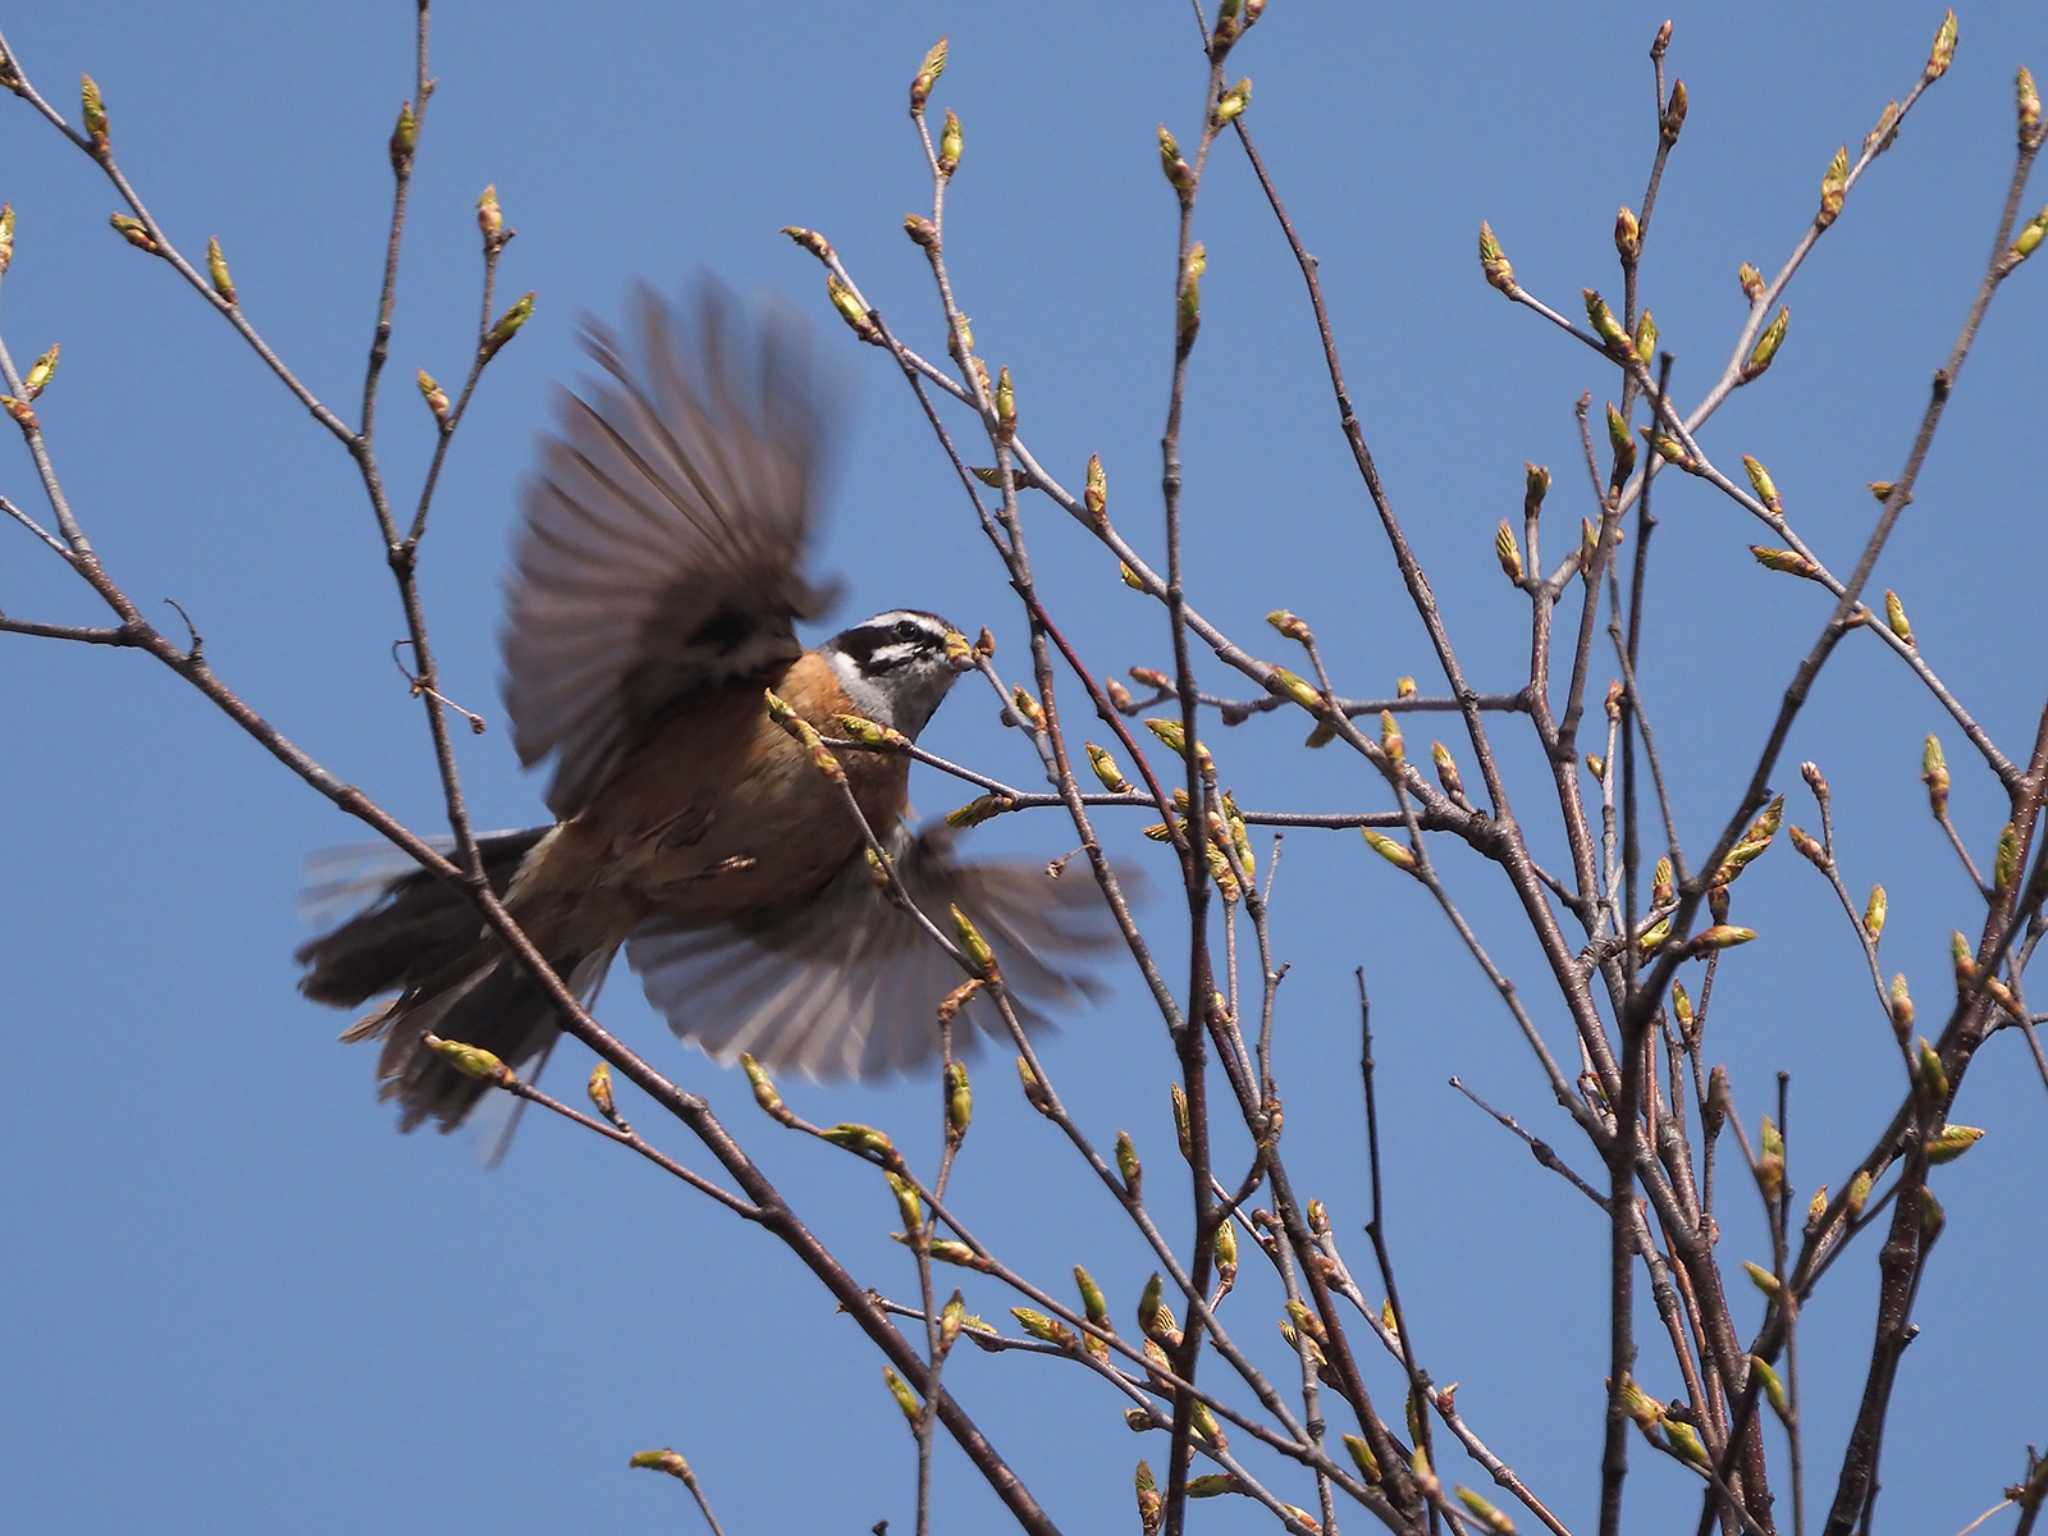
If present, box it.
[503,282,840,819]
[624,825,1129,1078]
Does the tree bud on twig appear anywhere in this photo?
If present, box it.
[1737,262,1766,303]
[882,1367,922,1432]
[1614,204,1641,261]
[80,72,109,151]
[1917,1037,1950,1103]
[204,237,237,306]
[1883,589,1914,645]
[909,35,947,114]
[21,345,58,401]
[1921,733,1949,814]
[1741,307,1789,381]
[1115,1130,1142,1196]
[417,369,450,425]
[1135,1461,1162,1535]
[944,1058,973,1141]
[1085,452,1108,519]
[1864,885,1887,941]
[1817,145,1849,229]
[1362,829,1418,872]
[1994,821,2021,894]
[1750,545,1819,580]
[1660,78,1688,143]
[1925,1123,1984,1164]
[1477,221,1516,295]
[1495,519,1524,584]
[1845,1169,1873,1218]
[938,109,963,177]
[108,212,157,253]
[1924,9,1958,83]
[1584,289,1632,355]
[1158,124,1193,198]
[1889,973,1914,1037]
[389,100,417,174]
[1634,309,1659,365]
[1213,77,1252,127]
[2019,66,2043,146]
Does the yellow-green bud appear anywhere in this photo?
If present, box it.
[1737,262,1766,303]
[822,1121,895,1157]
[1634,309,1659,365]
[1666,1419,1709,1467]
[1818,144,1849,229]
[1922,734,1950,814]
[1496,519,1524,584]
[1846,1169,1873,1218]
[80,73,109,146]
[994,365,1016,440]
[1157,124,1192,196]
[1379,709,1404,762]
[909,35,947,113]
[1919,1186,1946,1241]
[882,1366,922,1431]
[486,291,536,352]
[1478,220,1516,295]
[1925,9,1957,83]
[1085,453,1108,519]
[2020,66,2042,143]
[1085,742,1131,794]
[937,109,963,176]
[628,1448,693,1480]
[1342,1432,1382,1483]
[1585,289,1632,355]
[1884,589,1913,644]
[1269,666,1321,710]
[1115,1130,1142,1195]
[203,236,237,306]
[1864,885,1888,941]
[885,1170,924,1232]
[587,1060,616,1120]
[1186,1473,1236,1498]
[949,903,997,975]
[1743,306,1789,381]
[1457,1486,1516,1535]
[1213,77,1252,126]
[1750,545,1819,580]
[1926,1123,1985,1164]
[1671,980,1692,1034]
[946,1060,972,1140]
[1916,1038,1950,1103]
[423,1034,508,1081]
[109,212,157,253]
[1690,924,1756,953]
[1362,828,1418,871]
[1010,1307,1074,1347]
[388,99,417,170]
[1751,1355,1789,1420]
[21,345,58,400]
[0,204,14,277]
[1177,243,1205,342]
[1890,973,1914,1036]
[1994,822,2021,894]
[1741,455,1783,516]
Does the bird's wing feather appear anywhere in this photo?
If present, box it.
[502,283,840,819]
[625,824,1128,1079]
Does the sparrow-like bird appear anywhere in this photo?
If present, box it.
[296,284,1118,1132]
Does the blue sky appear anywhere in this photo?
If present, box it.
[4,3,2044,1532]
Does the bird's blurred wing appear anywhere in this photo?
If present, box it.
[624,824,1128,1079]
[502,281,840,819]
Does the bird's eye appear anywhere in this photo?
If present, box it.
[894,620,921,643]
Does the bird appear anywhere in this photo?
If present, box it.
[295,282,1122,1134]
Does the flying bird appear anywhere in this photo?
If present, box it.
[296,284,1119,1132]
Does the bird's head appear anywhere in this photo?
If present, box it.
[823,609,965,739]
